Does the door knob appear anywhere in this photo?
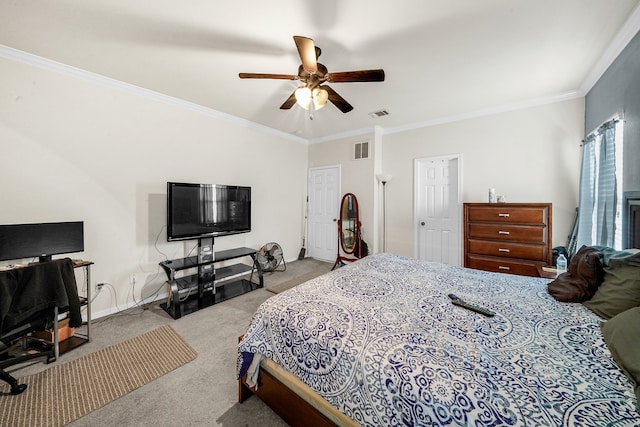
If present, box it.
[333,218,337,222]
[421,221,425,226]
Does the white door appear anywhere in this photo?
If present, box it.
[308,166,340,261]
[415,156,461,265]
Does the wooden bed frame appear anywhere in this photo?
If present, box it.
[239,363,336,426]
[238,337,358,427]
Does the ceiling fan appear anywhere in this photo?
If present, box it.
[239,36,385,113]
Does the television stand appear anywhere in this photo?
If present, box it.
[159,245,263,319]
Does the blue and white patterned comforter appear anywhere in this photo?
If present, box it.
[238,253,639,426]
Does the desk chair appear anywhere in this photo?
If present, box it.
[0,305,57,395]
[1,258,81,395]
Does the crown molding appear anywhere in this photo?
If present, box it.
[309,90,584,142]
[0,44,308,145]
[580,3,640,94]
[308,126,376,144]
[382,91,583,135]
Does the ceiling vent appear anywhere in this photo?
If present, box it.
[354,141,369,160]
[368,110,389,118]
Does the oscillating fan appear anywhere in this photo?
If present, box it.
[255,242,286,273]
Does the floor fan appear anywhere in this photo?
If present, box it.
[255,242,286,273]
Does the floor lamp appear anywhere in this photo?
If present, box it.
[377,174,393,252]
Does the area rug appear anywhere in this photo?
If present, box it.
[266,271,326,294]
[0,324,197,427]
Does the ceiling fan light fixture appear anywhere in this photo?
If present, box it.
[313,88,328,110]
[295,87,312,110]
[241,36,383,114]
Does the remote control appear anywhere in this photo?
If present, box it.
[448,294,495,317]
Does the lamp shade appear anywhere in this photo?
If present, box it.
[295,87,312,110]
[313,88,328,110]
[377,174,393,184]
[295,86,329,111]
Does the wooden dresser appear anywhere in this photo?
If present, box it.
[463,203,552,277]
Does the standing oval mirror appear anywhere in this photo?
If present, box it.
[340,193,359,254]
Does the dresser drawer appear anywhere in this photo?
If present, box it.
[466,206,547,225]
[463,202,552,275]
[467,224,546,244]
[466,239,546,261]
[466,255,542,277]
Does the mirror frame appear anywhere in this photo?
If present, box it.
[339,193,359,254]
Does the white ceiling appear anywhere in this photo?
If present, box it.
[1,0,639,142]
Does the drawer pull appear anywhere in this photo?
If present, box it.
[498,248,510,253]
[498,213,510,217]
[498,231,510,235]
[498,266,510,270]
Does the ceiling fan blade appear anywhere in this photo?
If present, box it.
[322,86,353,113]
[239,73,299,80]
[280,91,297,110]
[293,36,318,74]
[326,69,385,83]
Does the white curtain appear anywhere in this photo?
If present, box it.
[576,120,619,249]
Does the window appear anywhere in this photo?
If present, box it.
[576,118,624,250]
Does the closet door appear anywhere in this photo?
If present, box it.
[415,156,461,265]
[307,165,340,261]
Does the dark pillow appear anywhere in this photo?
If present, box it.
[583,250,640,319]
[547,245,604,302]
[601,307,640,404]
[590,246,634,265]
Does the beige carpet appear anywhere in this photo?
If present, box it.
[266,271,327,294]
[0,325,197,427]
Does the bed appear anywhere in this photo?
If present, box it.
[237,253,640,426]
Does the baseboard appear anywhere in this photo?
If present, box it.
[90,291,169,320]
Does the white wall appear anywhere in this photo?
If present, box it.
[307,99,585,260]
[382,98,585,257]
[309,98,584,262]
[0,57,308,318]
[308,132,378,252]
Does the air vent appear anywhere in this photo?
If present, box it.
[354,142,369,160]
[368,110,389,118]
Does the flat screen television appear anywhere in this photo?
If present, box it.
[167,182,251,241]
[0,221,84,262]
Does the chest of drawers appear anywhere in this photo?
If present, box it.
[463,203,552,277]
